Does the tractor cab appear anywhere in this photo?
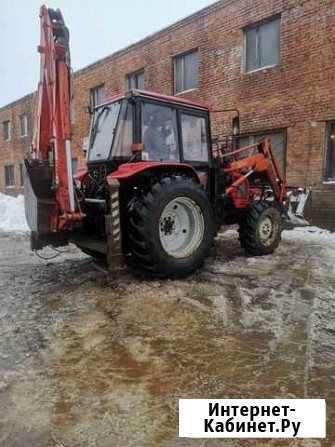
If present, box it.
[86,90,212,171]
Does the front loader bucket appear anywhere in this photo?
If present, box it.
[285,188,310,229]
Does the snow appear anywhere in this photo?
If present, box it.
[286,210,310,227]
[223,225,335,246]
[0,193,28,233]
[283,226,335,244]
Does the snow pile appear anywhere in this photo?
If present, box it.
[0,193,29,232]
[283,226,335,244]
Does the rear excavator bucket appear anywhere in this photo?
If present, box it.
[24,159,54,232]
[24,159,67,250]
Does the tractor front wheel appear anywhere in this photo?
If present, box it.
[239,201,283,256]
[128,176,215,277]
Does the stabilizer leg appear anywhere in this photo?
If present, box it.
[105,179,124,270]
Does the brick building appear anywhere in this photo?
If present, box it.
[0,0,334,228]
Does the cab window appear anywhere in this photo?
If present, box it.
[88,102,121,161]
[141,102,179,161]
[181,114,209,162]
[112,100,134,157]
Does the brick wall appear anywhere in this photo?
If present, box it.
[0,93,35,195]
[0,0,334,226]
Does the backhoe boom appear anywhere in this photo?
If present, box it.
[30,5,84,231]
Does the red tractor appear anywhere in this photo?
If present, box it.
[25,6,294,277]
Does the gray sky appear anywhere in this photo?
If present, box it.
[0,0,216,107]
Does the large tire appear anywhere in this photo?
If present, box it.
[239,201,283,256]
[128,176,215,277]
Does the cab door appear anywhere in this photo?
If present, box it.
[179,110,211,186]
[179,112,210,164]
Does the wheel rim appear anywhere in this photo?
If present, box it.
[159,197,205,259]
[258,215,279,246]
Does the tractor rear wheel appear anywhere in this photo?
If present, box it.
[128,176,215,277]
[239,201,283,256]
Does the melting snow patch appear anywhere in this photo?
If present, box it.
[294,226,330,235]
[283,226,335,244]
[0,193,28,233]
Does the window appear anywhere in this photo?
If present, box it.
[245,16,280,73]
[127,70,145,90]
[237,131,286,171]
[5,165,15,188]
[112,101,134,157]
[91,85,105,108]
[174,50,199,94]
[88,101,122,161]
[324,121,335,182]
[71,158,78,175]
[20,115,28,136]
[20,164,24,187]
[3,120,11,141]
[181,114,209,162]
[141,102,179,161]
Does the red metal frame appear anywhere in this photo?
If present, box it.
[33,5,84,230]
[221,139,288,209]
[108,162,200,181]
[102,90,212,111]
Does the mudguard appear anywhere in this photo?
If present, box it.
[108,162,200,181]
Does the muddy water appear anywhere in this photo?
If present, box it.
[0,230,334,446]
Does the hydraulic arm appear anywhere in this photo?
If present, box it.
[29,5,84,232]
[218,139,288,210]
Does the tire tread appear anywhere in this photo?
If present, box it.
[127,175,214,276]
[239,201,282,256]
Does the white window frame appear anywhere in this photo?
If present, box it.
[3,120,11,141]
[174,50,199,95]
[20,114,28,137]
[244,16,281,74]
